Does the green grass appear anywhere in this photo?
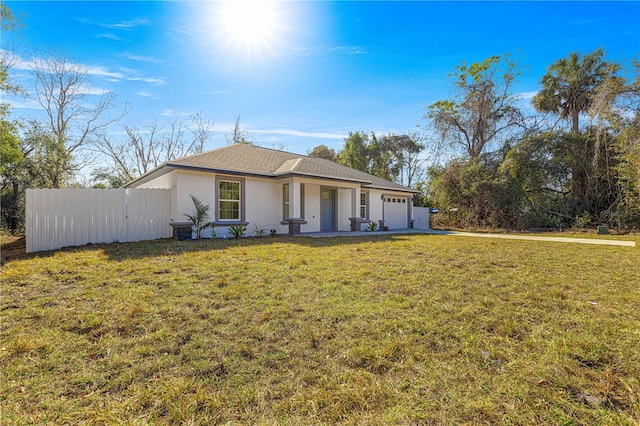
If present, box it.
[2,235,639,424]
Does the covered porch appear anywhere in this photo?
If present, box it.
[279,177,373,235]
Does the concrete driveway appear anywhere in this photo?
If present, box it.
[301,229,636,247]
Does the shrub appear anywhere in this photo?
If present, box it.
[575,212,593,228]
[228,224,247,239]
[184,194,214,239]
[253,224,266,237]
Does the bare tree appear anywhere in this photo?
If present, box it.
[95,114,214,186]
[226,114,253,145]
[385,133,426,187]
[425,54,524,160]
[271,142,287,151]
[28,50,127,187]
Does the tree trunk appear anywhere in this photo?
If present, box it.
[571,109,580,134]
[8,179,20,232]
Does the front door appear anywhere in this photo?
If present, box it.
[321,189,335,231]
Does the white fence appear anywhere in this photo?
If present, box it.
[412,206,430,229]
[26,188,172,253]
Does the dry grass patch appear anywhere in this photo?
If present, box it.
[1,235,639,424]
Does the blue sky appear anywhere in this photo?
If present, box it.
[4,1,640,155]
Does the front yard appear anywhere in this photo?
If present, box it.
[1,234,639,424]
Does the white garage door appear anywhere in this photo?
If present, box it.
[384,196,409,229]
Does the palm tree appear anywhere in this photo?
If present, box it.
[184,194,214,239]
[533,49,617,133]
[533,50,619,201]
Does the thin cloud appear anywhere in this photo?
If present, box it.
[253,128,347,140]
[286,45,367,56]
[136,91,154,97]
[330,46,367,55]
[79,86,111,96]
[569,16,613,25]
[85,65,124,80]
[76,17,151,30]
[7,52,166,86]
[4,98,42,110]
[515,91,540,113]
[121,52,163,63]
[96,33,124,41]
[130,76,167,85]
[517,91,539,101]
[158,109,191,117]
[204,90,232,95]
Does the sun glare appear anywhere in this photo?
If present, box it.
[220,0,278,50]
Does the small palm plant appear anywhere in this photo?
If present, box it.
[253,223,266,237]
[184,194,214,240]
[228,224,247,239]
[366,221,378,231]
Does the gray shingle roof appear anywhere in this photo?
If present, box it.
[134,144,416,193]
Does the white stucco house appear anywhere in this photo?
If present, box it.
[125,144,420,238]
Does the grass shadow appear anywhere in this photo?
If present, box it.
[2,233,427,264]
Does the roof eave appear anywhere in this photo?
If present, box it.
[166,163,275,179]
[273,171,371,185]
[123,163,171,188]
[125,161,418,194]
[363,184,420,194]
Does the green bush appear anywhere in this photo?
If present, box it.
[228,224,247,239]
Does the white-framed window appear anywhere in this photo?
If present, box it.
[360,191,368,219]
[219,180,240,220]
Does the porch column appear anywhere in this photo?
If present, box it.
[408,199,414,228]
[290,179,302,218]
[281,179,306,235]
[348,187,365,231]
[350,187,360,219]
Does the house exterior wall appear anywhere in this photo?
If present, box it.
[368,189,384,228]
[245,178,288,235]
[337,188,352,231]
[302,183,320,232]
[176,171,217,238]
[130,169,415,236]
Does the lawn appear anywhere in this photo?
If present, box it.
[2,234,639,424]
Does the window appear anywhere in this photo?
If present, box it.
[219,180,240,220]
[283,183,305,220]
[283,184,290,220]
[360,192,367,219]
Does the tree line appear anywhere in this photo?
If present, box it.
[1,4,638,232]
[424,52,639,229]
[309,52,639,230]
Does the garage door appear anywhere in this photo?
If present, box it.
[384,196,409,229]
